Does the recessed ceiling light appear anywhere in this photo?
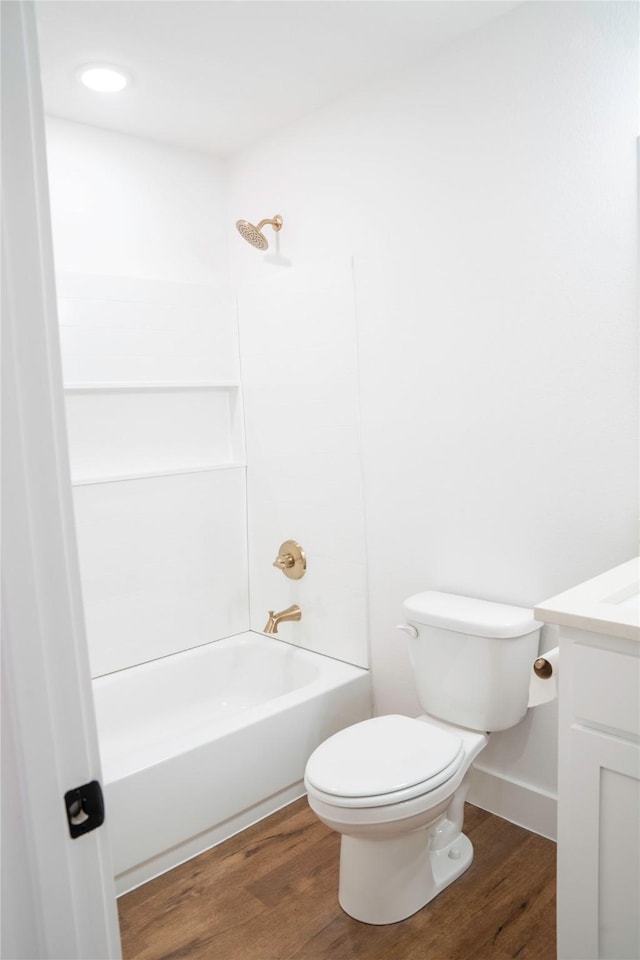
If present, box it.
[77,64,130,93]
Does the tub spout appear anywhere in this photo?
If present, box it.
[264,604,302,634]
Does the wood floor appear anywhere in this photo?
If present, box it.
[118,798,556,960]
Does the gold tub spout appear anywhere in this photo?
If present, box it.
[264,604,302,634]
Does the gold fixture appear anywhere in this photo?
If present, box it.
[235,215,283,251]
[533,657,553,679]
[263,604,302,634]
[273,540,306,580]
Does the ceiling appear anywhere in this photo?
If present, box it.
[36,1,519,157]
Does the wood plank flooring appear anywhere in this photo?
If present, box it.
[118,798,556,960]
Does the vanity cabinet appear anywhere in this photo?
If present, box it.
[556,631,639,960]
[536,559,640,960]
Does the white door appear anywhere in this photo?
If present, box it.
[1,3,122,957]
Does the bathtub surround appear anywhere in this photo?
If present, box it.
[46,118,370,678]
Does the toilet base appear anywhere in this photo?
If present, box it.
[338,829,474,925]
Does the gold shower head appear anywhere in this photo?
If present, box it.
[235,215,283,250]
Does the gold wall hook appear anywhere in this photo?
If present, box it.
[273,540,306,580]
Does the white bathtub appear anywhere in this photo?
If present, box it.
[93,632,370,894]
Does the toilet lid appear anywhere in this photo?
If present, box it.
[305,715,463,799]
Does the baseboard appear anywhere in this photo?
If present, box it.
[467,765,557,841]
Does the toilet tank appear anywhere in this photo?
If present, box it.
[402,591,542,732]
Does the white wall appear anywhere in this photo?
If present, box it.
[45,119,248,675]
[228,0,638,829]
[46,118,226,282]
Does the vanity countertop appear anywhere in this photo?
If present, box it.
[535,557,640,642]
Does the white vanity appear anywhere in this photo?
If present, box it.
[536,558,640,960]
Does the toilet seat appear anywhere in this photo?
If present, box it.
[304,715,465,809]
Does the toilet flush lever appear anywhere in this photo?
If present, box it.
[397,624,418,639]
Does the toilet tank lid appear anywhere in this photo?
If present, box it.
[403,591,542,639]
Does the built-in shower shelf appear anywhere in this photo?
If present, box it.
[71,462,246,487]
[64,381,241,392]
[64,380,245,484]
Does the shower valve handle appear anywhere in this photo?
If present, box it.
[272,540,306,580]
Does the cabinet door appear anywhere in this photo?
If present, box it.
[558,727,640,960]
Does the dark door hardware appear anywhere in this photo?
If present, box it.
[64,780,104,838]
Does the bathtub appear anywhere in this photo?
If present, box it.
[92,632,371,894]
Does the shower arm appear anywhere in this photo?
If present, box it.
[256,216,283,232]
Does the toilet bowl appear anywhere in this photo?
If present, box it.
[304,590,542,925]
[305,714,488,924]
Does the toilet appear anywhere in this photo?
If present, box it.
[304,591,542,925]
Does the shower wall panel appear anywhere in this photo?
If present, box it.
[238,258,368,668]
[74,470,248,677]
[45,120,248,677]
[56,273,248,677]
[56,273,238,383]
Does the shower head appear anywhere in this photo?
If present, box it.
[235,215,283,251]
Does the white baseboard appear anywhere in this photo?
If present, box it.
[468,765,557,841]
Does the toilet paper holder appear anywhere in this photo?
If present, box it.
[533,656,553,679]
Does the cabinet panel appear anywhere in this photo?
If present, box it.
[599,768,640,959]
[571,643,640,736]
[558,727,640,960]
